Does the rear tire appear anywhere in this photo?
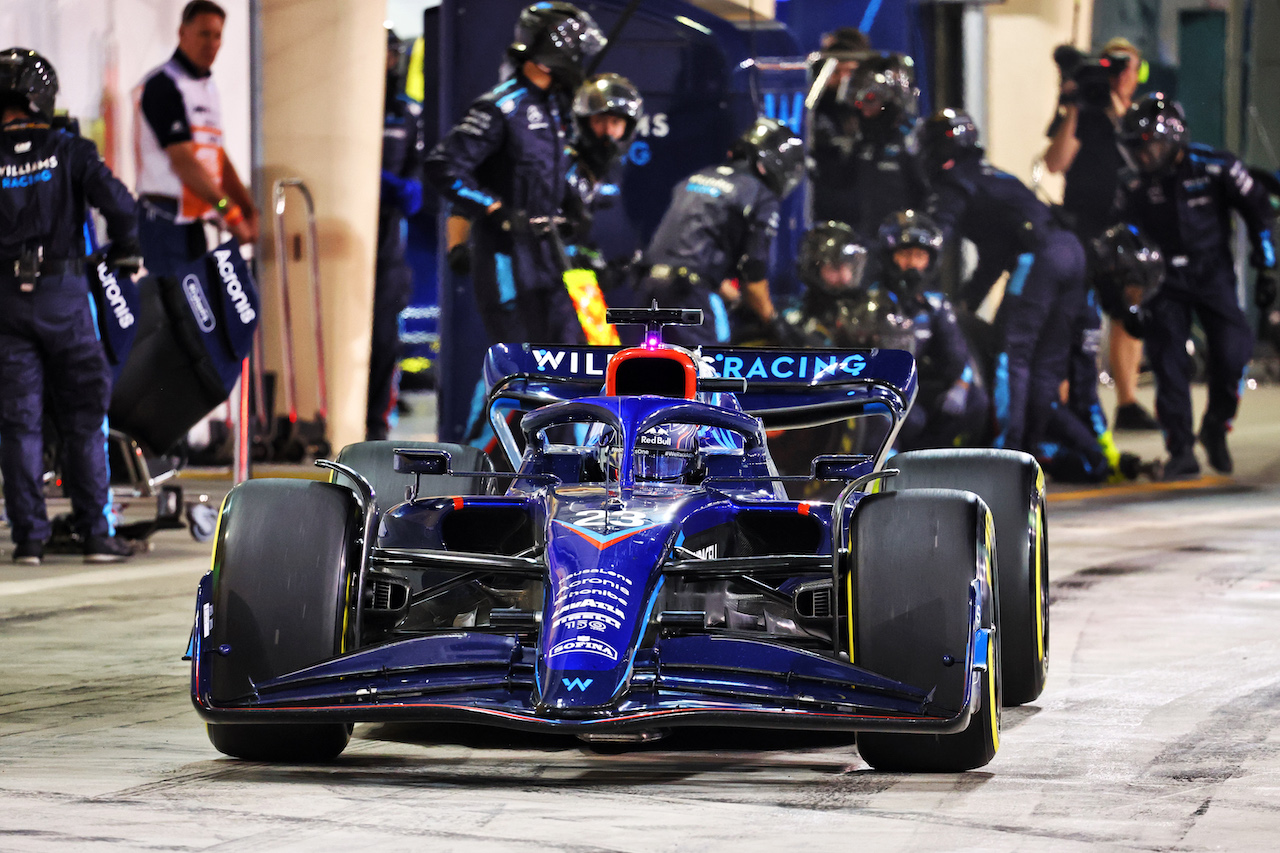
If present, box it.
[205,479,361,762]
[851,490,1001,772]
[332,440,493,510]
[887,448,1049,706]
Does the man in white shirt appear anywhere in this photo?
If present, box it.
[134,0,256,276]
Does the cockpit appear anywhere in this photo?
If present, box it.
[519,396,766,491]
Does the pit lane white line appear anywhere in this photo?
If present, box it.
[0,558,207,598]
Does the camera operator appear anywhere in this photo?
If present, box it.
[1044,37,1157,432]
[1,49,140,565]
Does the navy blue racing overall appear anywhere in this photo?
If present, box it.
[894,288,990,450]
[425,72,582,346]
[929,154,1088,453]
[0,117,138,547]
[368,89,425,440]
[640,161,781,348]
[1118,144,1277,460]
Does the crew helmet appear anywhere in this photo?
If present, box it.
[835,292,916,353]
[572,73,643,172]
[1119,92,1187,174]
[1090,223,1164,314]
[731,116,805,199]
[508,2,606,91]
[845,52,919,126]
[798,221,868,294]
[0,48,57,119]
[919,108,981,174]
[877,209,945,297]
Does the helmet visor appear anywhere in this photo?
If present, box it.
[1133,138,1178,173]
[546,14,606,66]
[633,423,700,483]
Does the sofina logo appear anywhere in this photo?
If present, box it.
[562,677,594,692]
[549,636,618,661]
[182,275,216,332]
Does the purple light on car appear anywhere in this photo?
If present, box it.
[644,332,661,350]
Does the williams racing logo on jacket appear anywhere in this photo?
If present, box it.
[1,155,58,188]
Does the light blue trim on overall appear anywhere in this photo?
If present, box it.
[1258,230,1276,268]
[992,351,1010,449]
[1006,252,1035,297]
[1089,403,1107,439]
[464,377,495,450]
[451,179,495,209]
[708,293,731,343]
[84,292,116,536]
[495,86,527,109]
[495,253,517,305]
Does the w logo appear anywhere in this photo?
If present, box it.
[562,677,594,692]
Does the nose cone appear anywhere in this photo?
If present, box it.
[537,512,674,711]
[540,667,623,709]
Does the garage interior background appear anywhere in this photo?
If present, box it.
[3,0,1275,450]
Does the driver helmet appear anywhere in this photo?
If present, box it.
[634,422,702,483]
[508,2,607,92]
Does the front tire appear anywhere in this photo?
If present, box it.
[204,479,361,761]
[851,489,1001,772]
[887,448,1049,706]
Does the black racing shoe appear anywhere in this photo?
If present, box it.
[1162,450,1201,481]
[1198,420,1233,474]
[1114,402,1160,431]
[83,535,133,564]
[13,540,44,566]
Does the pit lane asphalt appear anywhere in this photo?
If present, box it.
[3,385,1280,851]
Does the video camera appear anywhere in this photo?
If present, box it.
[1053,45,1130,110]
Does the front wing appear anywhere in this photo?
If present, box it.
[190,570,991,736]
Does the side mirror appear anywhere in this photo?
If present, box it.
[394,448,452,476]
[811,454,875,480]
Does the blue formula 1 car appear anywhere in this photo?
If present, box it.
[189,307,1048,772]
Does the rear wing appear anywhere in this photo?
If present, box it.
[482,343,917,467]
